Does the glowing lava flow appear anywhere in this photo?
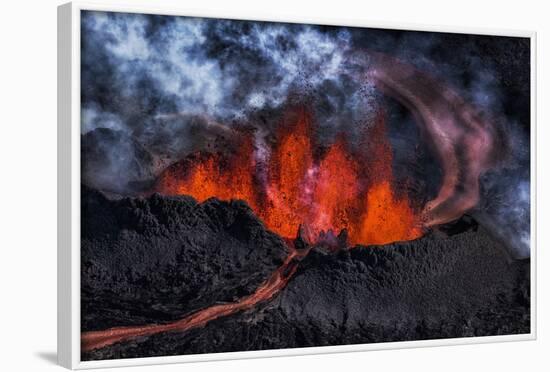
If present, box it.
[81,243,309,352]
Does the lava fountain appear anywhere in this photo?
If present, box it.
[156,107,422,246]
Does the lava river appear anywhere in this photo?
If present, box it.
[82,242,308,352]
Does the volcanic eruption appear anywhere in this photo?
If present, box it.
[79,11,531,361]
[80,57,523,355]
[155,106,423,247]
[81,102,429,353]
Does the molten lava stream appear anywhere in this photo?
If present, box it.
[81,243,308,352]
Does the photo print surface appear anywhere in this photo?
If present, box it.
[80,10,531,361]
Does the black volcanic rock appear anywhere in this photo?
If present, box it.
[81,185,289,332]
[83,218,529,360]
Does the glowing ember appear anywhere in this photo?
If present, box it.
[156,107,422,246]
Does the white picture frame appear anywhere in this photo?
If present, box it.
[58,1,537,369]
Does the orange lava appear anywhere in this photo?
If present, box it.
[156,107,422,246]
[357,181,420,245]
[260,109,314,237]
[309,137,362,241]
[158,136,258,209]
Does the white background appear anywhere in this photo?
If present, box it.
[0,0,547,370]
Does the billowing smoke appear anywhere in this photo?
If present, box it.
[81,11,531,257]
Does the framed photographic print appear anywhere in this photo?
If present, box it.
[57,1,536,369]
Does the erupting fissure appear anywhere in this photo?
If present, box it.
[81,108,425,353]
[156,108,422,246]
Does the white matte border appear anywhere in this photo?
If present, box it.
[57,1,537,369]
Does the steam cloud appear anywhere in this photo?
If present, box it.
[81,11,531,257]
